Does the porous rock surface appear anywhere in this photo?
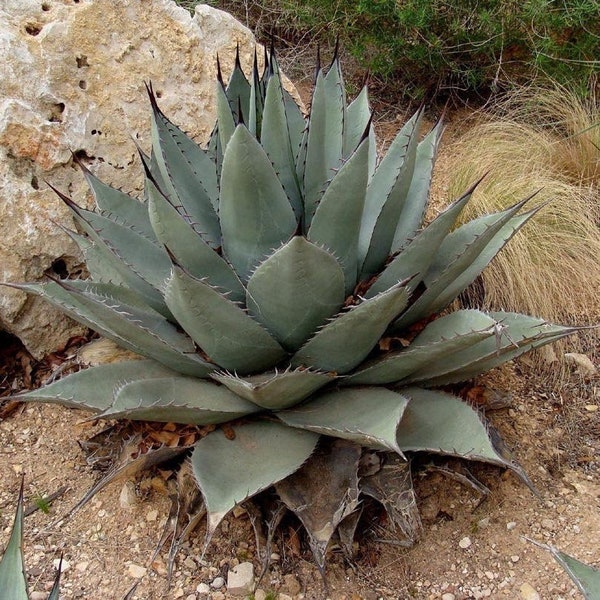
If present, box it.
[0,0,257,357]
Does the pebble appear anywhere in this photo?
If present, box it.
[75,561,89,572]
[53,558,70,573]
[278,595,293,600]
[506,522,517,530]
[128,563,147,578]
[254,590,267,600]
[519,582,541,600]
[211,576,225,589]
[511,555,520,563]
[30,593,47,600]
[459,536,472,549]
[119,481,138,509]
[211,593,226,600]
[146,509,159,522]
[283,573,302,595]
[196,583,210,595]
[442,594,456,600]
[186,595,197,600]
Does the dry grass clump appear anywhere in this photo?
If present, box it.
[446,82,600,374]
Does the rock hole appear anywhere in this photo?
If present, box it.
[48,258,69,279]
[91,129,102,136]
[73,149,95,164]
[30,175,39,190]
[76,55,89,68]
[41,2,51,10]
[78,80,87,90]
[155,90,163,98]
[48,102,65,123]
[25,24,42,36]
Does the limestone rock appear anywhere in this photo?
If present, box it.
[0,0,258,357]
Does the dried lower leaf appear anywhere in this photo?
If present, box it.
[68,434,190,517]
[275,439,361,571]
[360,453,421,545]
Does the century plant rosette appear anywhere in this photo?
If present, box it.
[9,48,578,566]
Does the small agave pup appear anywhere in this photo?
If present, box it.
[8,47,579,569]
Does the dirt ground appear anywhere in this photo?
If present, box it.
[1,106,599,600]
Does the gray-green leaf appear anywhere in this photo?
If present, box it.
[191,421,319,535]
[246,236,345,351]
[279,386,409,454]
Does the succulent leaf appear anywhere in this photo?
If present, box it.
[291,281,410,373]
[302,65,345,228]
[98,377,261,424]
[360,109,422,277]
[211,368,335,410]
[346,310,497,385]
[15,280,212,377]
[13,360,177,411]
[0,481,28,600]
[396,387,517,470]
[79,162,155,238]
[216,79,237,150]
[149,96,220,244]
[344,84,372,159]
[261,71,303,217]
[279,386,409,454]
[63,197,172,305]
[393,198,536,329]
[308,136,371,294]
[246,236,345,351]
[366,185,474,298]
[191,421,319,536]
[391,120,444,252]
[145,171,245,302]
[165,264,286,374]
[219,125,297,281]
[359,109,422,270]
[412,311,580,386]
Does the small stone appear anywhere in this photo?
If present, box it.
[227,561,254,596]
[442,594,456,600]
[477,517,491,529]
[196,583,210,595]
[254,590,267,600]
[278,595,293,600]
[75,561,89,572]
[119,481,138,509]
[53,558,70,573]
[283,573,302,595]
[173,590,184,599]
[564,353,597,376]
[519,582,540,600]
[146,509,159,522]
[210,576,225,589]
[211,593,226,600]
[30,593,47,600]
[184,556,197,570]
[511,555,520,563]
[186,595,197,600]
[128,563,147,578]
[541,518,555,531]
[584,405,599,412]
[459,536,472,549]
[506,522,517,530]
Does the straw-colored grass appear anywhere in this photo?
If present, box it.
[445,83,600,375]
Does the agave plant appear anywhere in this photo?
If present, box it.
[7,47,579,568]
[0,480,61,600]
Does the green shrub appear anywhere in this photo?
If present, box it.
[199,0,599,101]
